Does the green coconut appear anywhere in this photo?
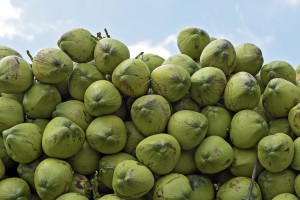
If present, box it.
[32,48,73,84]
[230,109,268,148]
[194,135,233,174]
[56,192,89,200]
[84,80,122,116]
[0,177,30,199]
[137,53,165,72]
[201,105,232,138]
[172,149,197,175]
[291,137,300,171]
[224,72,261,112]
[177,27,210,59]
[269,118,295,139]
[151,64,191,102]
[99,152,136,189]
[288,103,300,136]
[68,63,105,101]
[112,160,155,199]
[68,174,92,199]
[262,78,300,118]
[123,121,146,156]
[96,194,123,200]
[260,60,296,86]
[52,100,94,131]
[25,118,49,132]
[167,110,208,150]
[0,45,22,60]
[0,97,24,133]
[0,135,16,171]
[189,67,227,106]
[272,193,299,200]
[295,174,300,198]
[42,117,85,158]
[67,140,101,175]
[233,43,264,75]
[112,58,150,97]
[258,133,294,172]
[130,94,171,136]
[0,159,5,180]
[171,94,200,113]
[57,28,97,63]
[163,54,199,75]
[255,73,266,93]
[258,169,296,200]
[86,115,127,154]
[216,177,262,200]
[0,56,33,93]
[187,174,214,200]
[151,173,192,200]
[22,82,62,119]
[136,133,181,175]
[94,38,130,75]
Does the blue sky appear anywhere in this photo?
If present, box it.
[1,0,300,68]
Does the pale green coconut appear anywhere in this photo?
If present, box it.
[112,58,150,97]
[151,173,192,200]
[230,109,268,148]
[187,174,214,200]
[99,152,136,189]
[137,53,165,72]
[32,48,73,83]
[0,177,30,200]
[258,169,296,200]
[291,137,300,171]
[52,100,94,131]
[123,121,146,156]
[258,133,294,172]
[67,141,101,175]
[34,158,73,200]
[84,80,122,116]
[172,149,197,175]
[130,94,171,136]
[255,73,266,93]
[68,174,92,199]
[224,71,261,112]
[189,67,227,106]
[0,56,33,93]
[94,38,130,75]
[233,43,264,75]
[151,64,191,102]
[42,117,85,158]
[68,63,105,101]
[25,118,49,132]
[0,159,4,179]
[201,105,232,138]
[0,135,16,171]
[194,135,233,174]
[216,177,262,200]
[262,78,300,118]
[163,54,199,75]
[171,94,200,113]
[86,115,127,154]
[260,60,296,86]
[112,160,155,199]
[0,45,22,60]
[56,192,89,200]
[272,193,298,200]
[288,103,300,136]
[295,174,300,198]
[57,28,97,63]
[0,97,24,133]
[269,118,295,139]
[96,194,123,200]
[167,110,208,150]
[177,27,210,59]
[22,82,62,119]
[136,133,181,175]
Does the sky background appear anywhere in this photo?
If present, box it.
[0,0,300,68]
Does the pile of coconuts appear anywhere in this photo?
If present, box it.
[1,27,300,200]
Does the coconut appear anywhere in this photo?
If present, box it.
[0,45,22,60]
[112,160,155,199]
[22,82,62,119]
[112,58,150,97]
[0,135,16,171]
[189,67,227,106]
[258,133,294,172]
[171,95,200,113]
[187,174,214,200]
[269,118,295,139]
[136,133,181,175]
[201,105,232,138]
[151,173,192,200]
[86,115,127,154]
[272,193,298,200]
[68,174,92,199]
[123,121,146,156]
[56,192,89,200]
[172,149,197,175]
[94,38,130,75]
[288,103,300,136]
[224,72,261,112]
[96,194,123,200]
[130,94,171,136]
[151,64,191,102]
[57,28,97,63]
[25,118,49,132]
[233,43,264,75]
[32,48,73,84]
[84,80,122,116]
[194,136,233,174]
[0,56,33,93]
[230,109,268,148]
[163,54,199,75]
[167,110,208,150]
[0,159,4,180]
[0,177,30,199]
[216,177,262,200]
[42,117,85,159]
[295,174,300,198]
[177,27,210,59]
[137,53,165,72]
[258,169,296,200]
[291,137,300,171]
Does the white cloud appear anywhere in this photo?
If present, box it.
[273,0,300,6]
[234,4,244,21]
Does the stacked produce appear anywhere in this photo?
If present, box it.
[1,26,300,200]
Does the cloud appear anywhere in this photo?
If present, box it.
[234,4,244,21]
[273,0,300,6]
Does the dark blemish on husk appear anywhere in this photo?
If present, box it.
[229,182,241,192]
[14,56,19,64]
[53,59,60,67]
[189,176,204,191]
[268,160,272,166]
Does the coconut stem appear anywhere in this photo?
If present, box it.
[26,50,33,62]
[97,32,103,40]
[135,52,144,59]
[91,34,99,41]
[104,28,110,38]
[246,157,259,200]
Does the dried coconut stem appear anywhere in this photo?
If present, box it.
[246,157,259,200]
